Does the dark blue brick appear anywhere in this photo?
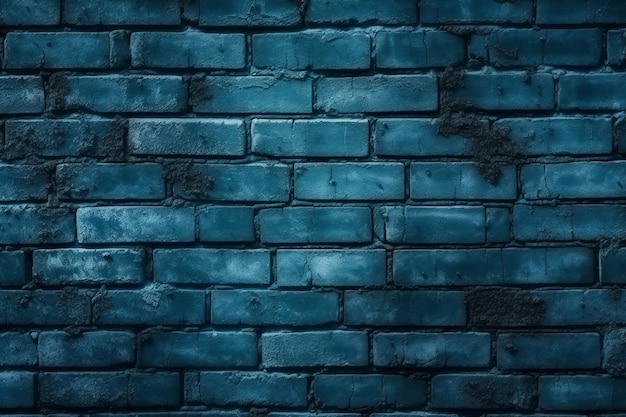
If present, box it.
[559,74,626,110]
[421,0,533,24]
[538,289,626,326]
[139,331,257,368]
[537,0,626,24]
[306,0,417,24]
[601,248,626,284]
[0,77,45,114]
[0,372,34,408]
[39,331,134,367]
[64,0,180,25]
[0,164,48,202]
[0,0,59,25]
[376,31,465,69]
[608,30,626,66]
[0,251,26,286]
[129,373,181,407]
[0,290,90,325]
[344,290,466,326]
[0,333,36,366]
[539,376,626,410]
[0,206,75,245]
[211,290,339,326]
[198,207,255,242]
[198,0,300,26]
[487,208,510,243]
[604,328,626,375]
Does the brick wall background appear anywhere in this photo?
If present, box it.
[1,0,626,414]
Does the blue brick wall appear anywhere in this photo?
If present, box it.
[0,0,625,414]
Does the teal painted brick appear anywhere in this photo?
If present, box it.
[559,74,626,110]
[0,333,36,366]
[64,0,180,25]
[451,73,554,110]
[271,414,361,417]
[514,204,626,241]
[94,288,205,325]
[129,373,181,407]
[313,374,427,409]
[376,31,465,69]
[128,118,246,156]
[58,75,187,113]
[608,30,626,66]
[173,163,290,202]
[186,371,307,407]
[487,207,510,243]
[375,206,486,244]
[261,331,368,367]
[154,249,270,285]
[373,332,491,368]
[0,206,75,245]
[260,207,372,244]
[488,29,601,67]
[306,0,417,24]
[0,164,48,202]
[39,331,134,367]
[276,249,386,287]
[601,248,626,283]
[33,248,145,285]
[410,162,516,200]
[194,77,312,114]
[4,32,111,69]
[497,333,601,370]
[251,119,369,157]
[494,117,613,156]
[57,163,164,201]
[374,118,472,157]
[77,206,194,243]
[110,30,131,67]
[0,252,26,286]
[131,32,246,69]
[539,376,626,410]
[604,328,626,375]
[254,31,370,70]
[0,0,59,25]
[394,248,594,286]
[537,0,626,24]
[431,374,535,410]
[139,331,257,368]
[0,77,44,114]
[198,207,255,242]
[0,290,90,325]
[421,0,533,24]
[0,372,34,408]
[539,289,626,325]
[344,290,466,326]
[198,0,300,26]
[295,163,405,201]
[316,75,438,113]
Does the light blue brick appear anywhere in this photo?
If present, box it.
[0,206,75,245]
[0,290,90,326]
[0,164,48,202]
[64,0,181,25]
[0,0,59,25]
[559,74,626,110]
[539,376,626,410]
[0,333,36,366]
[198,206,255,242]
[198,0,300,26]
[608,30,626,66]
[0,77,44,114]
[39,331,135,367]
[376,31,465,68]
[421,0,533,24]
[0,373,34,408]
[306,0,417,24]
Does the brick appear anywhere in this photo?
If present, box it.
[139,331,257,368]
[154,249,270,285]
[316,75,438,113]
[451,73,554,110]
[431,374,535,410]
[260,207,372,244]
[374,118,472,157]
[110,30,131,67]
[514,204,626,241]
[33,248,144,286]
[193,77,311,114]
[608,30,626,66]
[94,288,205,325]
[173,163,290,202]
[0,290,90,325]
[198,0,300,26]
[64,0,180,25]
[295,163,405,201]
[253,31,370,70]
[57,75,187,113]
[0,77,44,114]
[559,74,626,110]
[421,0,533,24]
[0,164,48,202]
[262,331,368,368]
[487,207,510,243]
[539,376,626,410]
[306,0,417,24]
[537,0,626,24]
[128,118,245,157]
[39,331,134,367]
[128,373,181,407]
[131,32,245,68]
[604,328,626,376]
[0,251,25,286]
[198,207,255,242]
[251,119,369,157]
[187,371,307,406]
[211,290,339,326]
[276,249,386,287]
[494,117,613,156]
[313,374,426,409]
[0,0,59,25]
[536,289,626,326]
[4,32,111,69]
[0,206,75,245]
[488,29,601,67]
[344,290,466,326]
[497,333,600,370]
[601,248,626,283]
[57,163,164,201]
[410,162,516,200]
[0,333,36,366]
[394,248,594,286]
[376,31,465,69]
[0,372,34,408]
[373,332,490,368]
[375,206,486,244]
[77,206,194,243]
